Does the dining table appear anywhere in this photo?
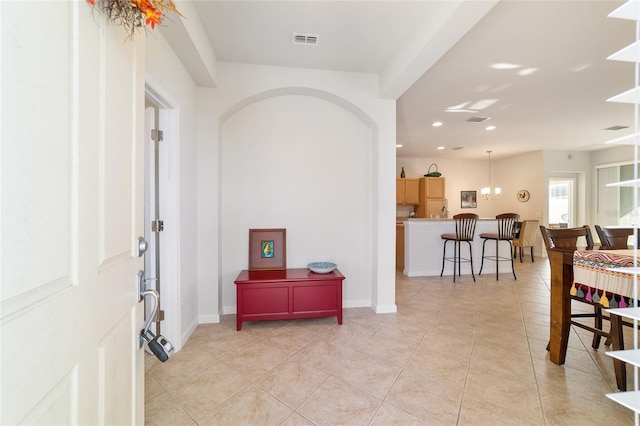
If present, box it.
[548,248,638,391]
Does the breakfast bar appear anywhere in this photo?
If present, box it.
[402,218,515,277]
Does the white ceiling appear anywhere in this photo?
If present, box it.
[189,0,635,160]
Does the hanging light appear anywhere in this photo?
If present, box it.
[481,150,501,200]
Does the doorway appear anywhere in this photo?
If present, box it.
[548,177,575,228]
[143,87,180,349]
[144,98,163,335]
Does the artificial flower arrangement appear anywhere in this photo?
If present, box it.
[87,0,181,39]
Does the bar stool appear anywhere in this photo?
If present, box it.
[440,213,479,282]
[479,213,520,280]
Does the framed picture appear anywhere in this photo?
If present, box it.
[461,191,477,209]
[249,228,286,270]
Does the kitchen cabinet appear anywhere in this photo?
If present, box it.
[422,199,446,218]
[396,178,420,205]
[416,177,445,218]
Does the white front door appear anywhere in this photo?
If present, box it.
[1,2,145,424]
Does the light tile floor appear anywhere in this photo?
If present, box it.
[145,259,636,425]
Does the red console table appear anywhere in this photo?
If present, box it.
[234,268,344,331]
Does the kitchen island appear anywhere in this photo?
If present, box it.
[403,218,515,277]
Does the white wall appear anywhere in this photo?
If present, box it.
[146,32,200,348]
[198,62,398,319]
[591,145,635,166]
[221,95,373,309]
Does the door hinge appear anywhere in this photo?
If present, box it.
[152,220,164,232]
[154,309,165,322]
[151,129,164,142]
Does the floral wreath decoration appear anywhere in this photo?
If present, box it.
[87,0,182,39]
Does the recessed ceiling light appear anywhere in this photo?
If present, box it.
[437,146,445,150]
[396,144,403,148]
[486,125,496,131]
[432,121,443,127]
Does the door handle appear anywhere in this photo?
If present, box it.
[139,288,174,361]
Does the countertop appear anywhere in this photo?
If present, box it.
[397,217,497,222]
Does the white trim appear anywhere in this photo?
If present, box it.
[373,304,398,314]
[596,160,638,169]
[198,314,220,324]
[342,299,371,308]
[144,79,182,350]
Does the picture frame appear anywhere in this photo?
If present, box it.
[461,191,477,209]
[249,228,286,270]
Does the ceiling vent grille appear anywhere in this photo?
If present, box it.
[466,116,490,123]
[293,33,319,45]
[604,125,629,131]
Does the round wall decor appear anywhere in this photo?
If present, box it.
[517,190,530,202]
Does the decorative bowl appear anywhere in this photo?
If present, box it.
[307,261,337,274]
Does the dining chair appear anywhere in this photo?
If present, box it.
[540,225,609,350]
[512,219,539,262]
[479,213,520,280]
[440,213,479,282]
[595,225,636,250]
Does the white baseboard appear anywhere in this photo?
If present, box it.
[343,299,371,308]
[222,305,237,315]
[198,314,221,324]
[373,303,398,314]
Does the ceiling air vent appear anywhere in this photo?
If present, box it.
[466,116,490,123]
[603,125,629,131]
[293,33,319,45]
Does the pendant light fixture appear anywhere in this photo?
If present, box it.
[481,150,501,200]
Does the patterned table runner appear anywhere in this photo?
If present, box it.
[573,249,638,307]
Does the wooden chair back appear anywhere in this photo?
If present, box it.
[453,213,479,241]
[595,225,636,250]
[496,213,520,240]
[540,225,594,254]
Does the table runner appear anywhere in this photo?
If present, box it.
[573,249,638,307]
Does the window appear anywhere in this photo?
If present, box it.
[597,162,640,226]
[549,178,574,228]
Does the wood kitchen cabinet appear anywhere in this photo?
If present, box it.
[416,177,446,218]
[396,178,420,205]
